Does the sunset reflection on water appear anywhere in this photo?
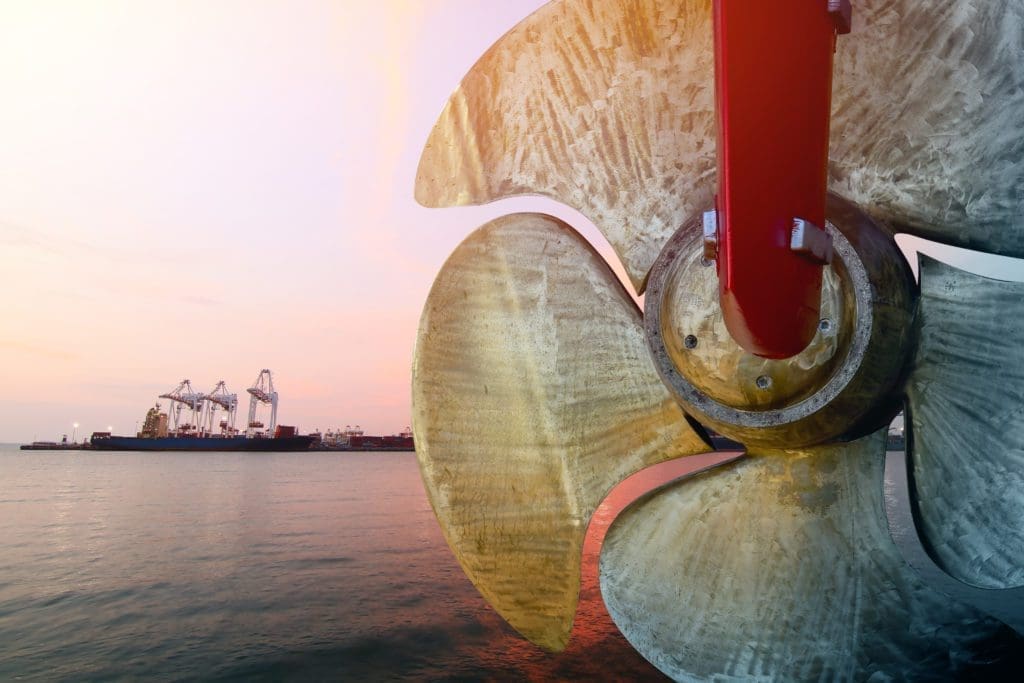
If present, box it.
[0,447,736,680]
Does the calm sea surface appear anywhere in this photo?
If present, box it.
[0,446,730,681]
[6,446,1022,681]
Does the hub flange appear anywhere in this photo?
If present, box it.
[644,194,916,449]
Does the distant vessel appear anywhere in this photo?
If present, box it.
[89,370,313,452]
[313,425,414,451]
[19,440,88,451]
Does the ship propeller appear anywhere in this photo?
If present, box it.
[412,0,1024,678]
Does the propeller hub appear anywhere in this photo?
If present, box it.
[645,194,915,449]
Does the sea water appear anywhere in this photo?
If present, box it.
[0,446,730,681]
[5,445,1019,680]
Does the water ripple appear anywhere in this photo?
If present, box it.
[0,448,667,680]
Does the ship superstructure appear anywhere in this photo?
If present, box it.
[139,403,169,437]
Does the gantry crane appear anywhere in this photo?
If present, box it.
[246,369,277,437]
[202,381,238,436]
[158,379,204,435]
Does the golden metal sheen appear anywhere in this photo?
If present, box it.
[417,0,1024,293]
[416,0,716,292]
[599,430,1017,680]
[412,213,710,651]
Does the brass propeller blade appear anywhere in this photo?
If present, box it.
[600,430,1019,680]
[906,256,1024,589]
[415,0,715,292]
[418,0,1024,295]
[412,213,711,651]
[830,1,1024,258]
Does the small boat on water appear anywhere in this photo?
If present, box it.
[19,441,88,451]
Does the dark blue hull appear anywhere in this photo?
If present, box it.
[90,435,314,451]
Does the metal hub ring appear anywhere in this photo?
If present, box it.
[644,194,915,449]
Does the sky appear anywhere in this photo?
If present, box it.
[1,1,1022,443]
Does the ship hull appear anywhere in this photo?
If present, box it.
[314,445,414,452]
[90,435,314,452]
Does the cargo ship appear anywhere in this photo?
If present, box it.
[90,432,313,451]
[89,370,313,452]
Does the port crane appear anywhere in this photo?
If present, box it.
[202,381,238,435]
[158,379,204,435]
[246,369,277,437]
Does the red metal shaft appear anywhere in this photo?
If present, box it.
[713,1,840,359]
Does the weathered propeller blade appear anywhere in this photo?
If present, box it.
[830,1,1024,257]
[906,256,1024,589]
[415,0,715,292]
[418,0,1024,296]
[600,430,1019,679]
[412,212,711,651]
[884,444,1024,633]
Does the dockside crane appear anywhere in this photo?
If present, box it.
[158,379,204,435]
[202,381,238,436]
[246,369,277,437]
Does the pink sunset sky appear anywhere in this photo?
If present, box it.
[1,1,1022,443]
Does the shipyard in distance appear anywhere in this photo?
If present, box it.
[22,369,413,452]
